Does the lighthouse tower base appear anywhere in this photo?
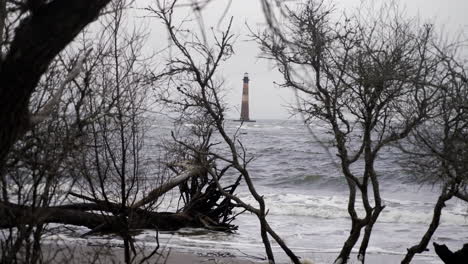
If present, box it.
[233,119,256,122]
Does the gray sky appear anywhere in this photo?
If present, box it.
[139,0,468,120]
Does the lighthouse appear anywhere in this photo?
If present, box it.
[237,72,255,122]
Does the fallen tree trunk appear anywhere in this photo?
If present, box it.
[401,184,455,264]
[132,166,203,209]
[0,175,239,233]
[0,201,199,231]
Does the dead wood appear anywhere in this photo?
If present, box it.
[131,165,203,209]
[0,171,239,234]
[0,201,197,231]
[0,0,111,169]
[434,243,468,264]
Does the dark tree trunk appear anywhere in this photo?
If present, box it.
[401,185,454,264]
[432,243,468,264]
[0,0,111,170]
[0,179,239,233]
[0,201,201,232]
[358,205,384,263]
[335,220,363,264]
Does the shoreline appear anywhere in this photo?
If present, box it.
[39,242,265,264]
[36,241,439,264]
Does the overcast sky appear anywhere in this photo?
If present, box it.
[139,0,468,120]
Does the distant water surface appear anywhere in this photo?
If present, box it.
[52,119,468,264]
[151,119,468,264]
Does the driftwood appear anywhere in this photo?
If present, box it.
[0,168,239,234]
[0,200,210,232]
[0,201,196,231]
[433,242,468,264]
[132,166,203,209]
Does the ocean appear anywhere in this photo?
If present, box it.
[44,119,467,264]
[145,119,468,264]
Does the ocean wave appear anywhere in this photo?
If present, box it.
[269,174,346,189]
[237,192,468,226]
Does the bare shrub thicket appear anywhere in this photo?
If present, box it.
[149,1,301,263]
[64,1,158,262]
[2,1,466,264]
[0,0,113,169]
[399,48,468,263]
[255,1,454,263]
[0,53,89,263]
[1,0,271,262]
[0,1,161,262]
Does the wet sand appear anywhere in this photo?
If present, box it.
[40,243,264,264]
[38,242,440,263]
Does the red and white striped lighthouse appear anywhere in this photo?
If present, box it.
[238,72,255,122]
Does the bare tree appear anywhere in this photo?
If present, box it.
[255,1,445,263]
[399,48,468,263]
[69,2,156,262]
[0,0,312,263]
[1,0,245,246]
[149,1,301,263]
[0,0,114,170]
[0,43,95,264]
[1,2,173,263]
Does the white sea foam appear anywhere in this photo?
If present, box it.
[237,191,468,226]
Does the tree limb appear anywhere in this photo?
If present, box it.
[131,166,202,209]
[0,0,5,48]
[0,0,111,170]
[30,49,93,126]
[455,191,468,203]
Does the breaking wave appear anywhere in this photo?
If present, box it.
[237,192,468,226]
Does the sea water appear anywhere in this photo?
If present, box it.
[44,119,467,264]
[142,119,467,264]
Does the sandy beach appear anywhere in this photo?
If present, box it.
[36,241,441,264]
[39,243,265,264]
